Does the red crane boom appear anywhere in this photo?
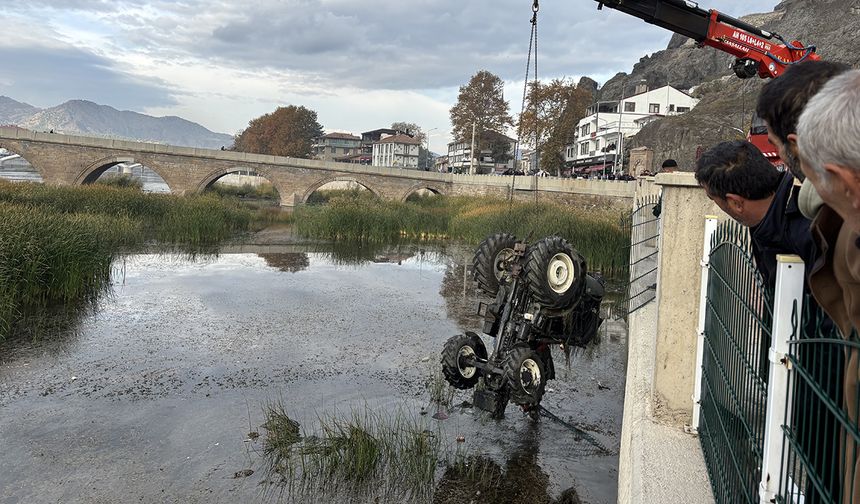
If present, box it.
[594,0,820,167]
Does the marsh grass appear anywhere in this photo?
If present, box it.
[0,180,257,340]
[95,173,144,190]
[206,181,279,200]
[262,402,443,503]
[294,191,629,277]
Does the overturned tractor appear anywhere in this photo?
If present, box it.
[441,234,605,418]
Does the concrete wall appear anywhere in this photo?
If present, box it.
[652,172,723,421]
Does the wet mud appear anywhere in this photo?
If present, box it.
[0,245,627,503]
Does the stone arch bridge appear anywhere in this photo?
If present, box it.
[0,126,635,208]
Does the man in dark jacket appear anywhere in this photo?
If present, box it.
[695,140,816,284]
[697,140,840,504]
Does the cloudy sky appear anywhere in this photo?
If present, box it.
[2,0,776,148]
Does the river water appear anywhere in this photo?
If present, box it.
[0,244,627,503]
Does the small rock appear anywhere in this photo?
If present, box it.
[233,469,254,478]
[456,435,466,443]
[420,356,430,363]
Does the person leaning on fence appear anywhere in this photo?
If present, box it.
[697,139,843,503]
[796,69,860,504]
[694,140,817,286]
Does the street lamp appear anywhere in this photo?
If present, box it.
[425,127,440,170]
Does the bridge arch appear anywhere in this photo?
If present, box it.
[400,182,447,202]
[301,175,382,204]
[0,145,45,183]
[196,165,284,205]
[195,165,285,205]
[74,155,174,193]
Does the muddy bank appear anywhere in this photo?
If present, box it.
[0,247,626,503]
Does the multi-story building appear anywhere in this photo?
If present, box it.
[312,132,362,162]
[566,83,699,174]
[372,133,421,168]
[446,130,516,174]
[434,155,449,173]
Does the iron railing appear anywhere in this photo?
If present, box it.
[776,301,856,504]
[694,218,859,504]
[619,193,661,317]
[699,220,773,504]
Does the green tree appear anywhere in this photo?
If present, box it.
[518,79,593,175]
[390,121,425,143]
[233,105,323,158]
[450,70,514,160]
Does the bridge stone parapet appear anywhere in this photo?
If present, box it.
[0,126,634,209]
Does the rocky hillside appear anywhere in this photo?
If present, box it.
[0,96,39,125]
[0,97,234,150]
[601,0,860,171]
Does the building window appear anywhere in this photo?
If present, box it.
[669,104,675,112]
[330,146,336,154]
[581,124,590,136]
[580,143,588,155]
[624,102,636,112]
[677,106,691,113]
[649,103,660,114]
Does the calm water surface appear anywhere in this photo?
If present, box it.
[0,246,627,503]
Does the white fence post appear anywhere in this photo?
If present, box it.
[759,254,805,504]
[690,216,719,432]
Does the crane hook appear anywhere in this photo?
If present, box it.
[532,0,539,13]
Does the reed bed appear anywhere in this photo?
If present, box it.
[262,402,442,503]
[0,180,255,340]
[294,191,629,277]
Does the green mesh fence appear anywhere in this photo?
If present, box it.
[700,220,773,504]
[618,193,661,318]
[776,300,858,504]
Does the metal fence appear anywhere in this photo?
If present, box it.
[698,220,772,504]
[776,301,856,504]
[619,193,661,317]
[692,218,859,504]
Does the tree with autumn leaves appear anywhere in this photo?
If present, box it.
[449,70,514,160]
[518,78,593,175]
[233,105,323,158]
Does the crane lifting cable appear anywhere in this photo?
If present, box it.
[510,0,540,204]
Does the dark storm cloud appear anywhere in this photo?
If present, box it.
[0,45,176,110]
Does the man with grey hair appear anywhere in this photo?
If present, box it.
[796,68,860,504]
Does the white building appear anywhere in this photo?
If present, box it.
[566,83,699,174]
[372,133,421,168]
[446,130,516,174]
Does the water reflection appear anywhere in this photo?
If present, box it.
[435,427,582,504]
[259,253,310,273]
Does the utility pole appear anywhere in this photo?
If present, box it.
[617,82,626,175]
[469,122,477,175]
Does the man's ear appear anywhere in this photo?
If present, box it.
[786,133,800,158]
[825,163,860,210]
[724,193,745,212]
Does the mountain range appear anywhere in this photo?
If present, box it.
[0,97,234,150]
[604,0,860,170]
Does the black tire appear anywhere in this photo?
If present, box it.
[441,332,488,390]
[525,235,586,309]
[473,233,519,295]
[504,346,548,406]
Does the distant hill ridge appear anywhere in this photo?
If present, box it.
[590,0,860,171]
[0,97,233,150]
